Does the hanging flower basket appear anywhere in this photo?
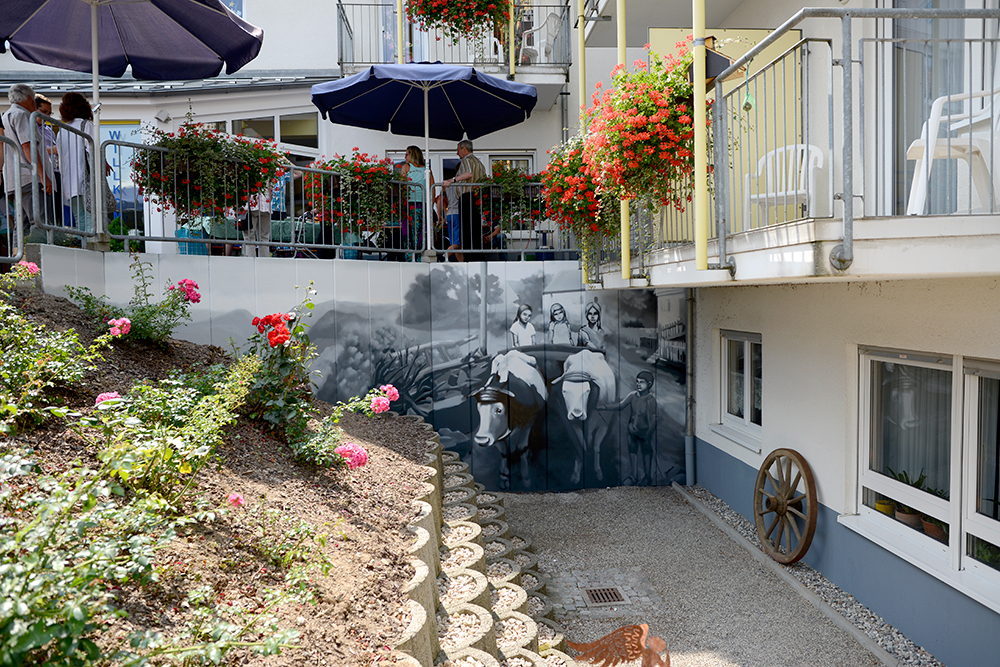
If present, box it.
[131,121,286,222]
[304,148,399,233]
[405,0,510,40]
[583,39,710,208]
[539,134,619,246]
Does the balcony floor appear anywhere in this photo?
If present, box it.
[597,214,1000,289]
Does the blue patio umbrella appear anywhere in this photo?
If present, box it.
[0,0,263,81]
[0,0,264,231]
[311,63,537,256]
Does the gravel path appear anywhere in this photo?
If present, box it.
[503,485,902,667]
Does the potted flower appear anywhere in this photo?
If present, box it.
[405,0,510,40]
[304,148,399,243]
[582,40,708,209]
[131,120,287,225]
[481,162,544,237]
[886,468,927,528]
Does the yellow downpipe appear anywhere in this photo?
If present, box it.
[578,0,586,125]
[396,0,404,64]
[579,0,588,284]
[618,0,629,280]
[693,0,708,270]
[509,7,515,77]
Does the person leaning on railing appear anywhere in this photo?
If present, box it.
[440,139,485,262]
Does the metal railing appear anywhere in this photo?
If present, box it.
[591,8,1000,278]
[84,136,578,262]
[336,1,572,70]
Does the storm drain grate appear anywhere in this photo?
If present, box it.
[584,587,626,605]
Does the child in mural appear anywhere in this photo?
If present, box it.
[577,300,606,351]
[547,302,573,345]
[509,304,536,347]
[603,370,657,485]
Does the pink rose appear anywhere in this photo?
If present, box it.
[95,391,121,406]
[227,493,246,507]
[380,384,400,402]
[16,261,39,275]
[370,396,391,414]
[335,443,369,469]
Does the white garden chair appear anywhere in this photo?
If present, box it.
[905,85,1000,215]
[743,144,825,228]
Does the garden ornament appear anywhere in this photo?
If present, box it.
[567,623,670,667]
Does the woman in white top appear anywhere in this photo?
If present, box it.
[56,92,95,233]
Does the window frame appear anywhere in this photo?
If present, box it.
[843,347,1000,613]
[719,330,763,438]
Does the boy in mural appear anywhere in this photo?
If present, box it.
[603,370,656,485]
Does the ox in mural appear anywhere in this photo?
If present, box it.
[549,349,617,484]
[473,350,547,490]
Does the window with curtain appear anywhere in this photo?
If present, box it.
[722,331,762,432]
[854,351,1000,604]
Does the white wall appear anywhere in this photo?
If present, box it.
[694,277,1000,513]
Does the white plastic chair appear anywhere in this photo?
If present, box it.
[518,12,561,64]
[905,86,1000,215]
[743,144,824,228]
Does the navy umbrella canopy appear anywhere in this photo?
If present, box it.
[0,0,264,81]
[310,63,538,142]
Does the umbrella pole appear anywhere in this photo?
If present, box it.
[422,86,433,262]
[91,2,103,240]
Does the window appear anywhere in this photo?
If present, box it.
[851,349,1000,612]
[859,350,952,544]
[489,156,533,175]
[279,113,318,149]
[234,116,274,141]
[721,331,762,432]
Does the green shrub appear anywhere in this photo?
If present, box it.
[92,356,259,505]
[0,262,115,436]
[66,253,200,347]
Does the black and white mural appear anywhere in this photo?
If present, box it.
[308,260,687,492]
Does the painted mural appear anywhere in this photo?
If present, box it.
[307,260,687,492]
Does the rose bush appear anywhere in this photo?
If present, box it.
[66,254,199,347]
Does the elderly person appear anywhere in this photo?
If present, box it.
[3,83,54,237]
[440,139,485,261]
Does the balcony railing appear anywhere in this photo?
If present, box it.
[593,8,1000,279]
[336,1,572,71]
[3,132,578,263]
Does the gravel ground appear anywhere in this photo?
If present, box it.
[503,485,923,667]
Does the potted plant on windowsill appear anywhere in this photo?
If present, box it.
[920,485,950,542]
[886,468,927,529]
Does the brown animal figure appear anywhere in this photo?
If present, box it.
[567,623,670,667]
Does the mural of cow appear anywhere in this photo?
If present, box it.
[551,349,617,484]
[473,350,548,490]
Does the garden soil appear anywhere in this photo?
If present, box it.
[7,285,435,666]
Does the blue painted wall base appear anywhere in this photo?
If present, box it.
[695,438,1000,667]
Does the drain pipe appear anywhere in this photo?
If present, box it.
[685,288,696,486]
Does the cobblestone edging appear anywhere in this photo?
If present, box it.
[677,484,943,667]
[388,414,578,667]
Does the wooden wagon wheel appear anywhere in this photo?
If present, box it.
[753,448,817,564]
